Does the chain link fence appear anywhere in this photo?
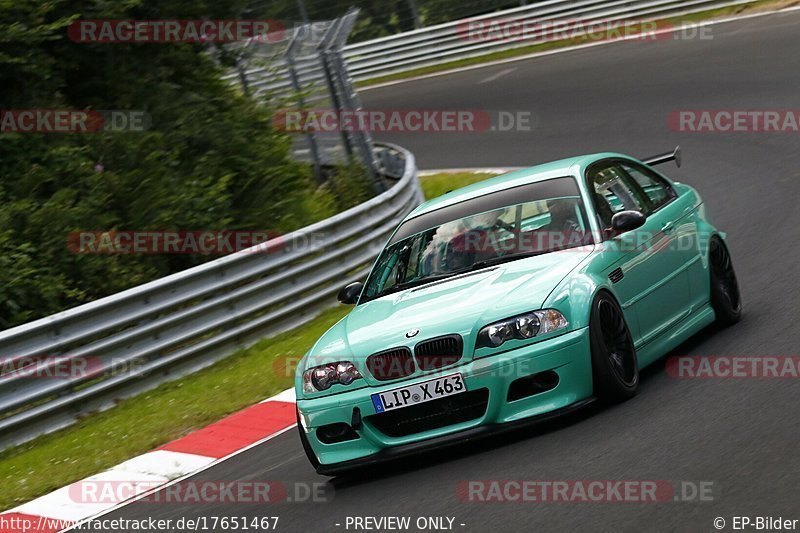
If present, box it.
[225,8,391,193]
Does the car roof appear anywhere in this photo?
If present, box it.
[407,152,634,219]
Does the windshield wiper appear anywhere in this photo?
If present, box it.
[362,273,455,302]
[467,250,549,271]
[394,271,468,291]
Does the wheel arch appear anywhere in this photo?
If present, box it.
[543,268,627,332]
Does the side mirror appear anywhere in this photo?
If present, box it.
[337,281,364,305]
[611,210,646,234]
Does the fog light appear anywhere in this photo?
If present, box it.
[317,423,360,444]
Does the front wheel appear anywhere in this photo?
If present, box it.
[709,236,742,326]
[590,291,639,403]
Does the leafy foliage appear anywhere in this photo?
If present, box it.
[251,0,523,42]
[0,0,370,329]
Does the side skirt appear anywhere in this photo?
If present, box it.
[635,303,716,368]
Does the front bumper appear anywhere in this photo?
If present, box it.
[297,326,593,473]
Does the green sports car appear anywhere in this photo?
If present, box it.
[295,148,741,475]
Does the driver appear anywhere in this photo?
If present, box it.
[546,198,581,232]
[545,198,585,249]
[420,208,511,274]
[451,207,511,264]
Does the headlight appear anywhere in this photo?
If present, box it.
[302,361,362,393]
[477,309,568,349]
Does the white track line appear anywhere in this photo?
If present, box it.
[477,67,517,84]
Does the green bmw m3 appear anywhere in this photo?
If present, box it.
[295,148,741,475]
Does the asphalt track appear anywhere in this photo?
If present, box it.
[92,10,800,533]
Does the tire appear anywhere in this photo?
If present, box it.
[296,408,321,471]
[709,236,742,326]
[590,291,640,403]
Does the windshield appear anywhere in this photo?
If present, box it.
[361,177,592,302]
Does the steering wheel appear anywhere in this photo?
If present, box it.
[494,220,515,233]
[463,215,514,232]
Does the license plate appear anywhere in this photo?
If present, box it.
[371,373,467,414]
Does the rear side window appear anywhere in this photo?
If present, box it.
[620,163,676,211]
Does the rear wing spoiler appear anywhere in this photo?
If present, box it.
[643,146,681,168]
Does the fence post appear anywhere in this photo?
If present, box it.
[324,9,386,193]
[318,18,355,160]
[285,30,324,185]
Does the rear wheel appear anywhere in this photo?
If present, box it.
[709,236,742,326]
[590,291,639,403]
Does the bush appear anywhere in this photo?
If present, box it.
[0,0,372,329]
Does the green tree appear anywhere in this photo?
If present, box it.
[0,0,370,329]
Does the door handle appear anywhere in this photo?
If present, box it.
[661,221,675,233]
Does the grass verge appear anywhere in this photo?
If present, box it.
[417,171,498,199]
[0,171,495,511]
[358,0,794,88]
[0,306,348,511]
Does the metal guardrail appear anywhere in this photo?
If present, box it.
[0,143,423,451]
[342,0,758,80]
[230,0,756,90]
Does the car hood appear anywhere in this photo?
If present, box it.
[306,247,592,381]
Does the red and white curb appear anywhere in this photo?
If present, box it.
[0,389,297,533]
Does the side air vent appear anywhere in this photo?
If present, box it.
[609,267,624,284]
